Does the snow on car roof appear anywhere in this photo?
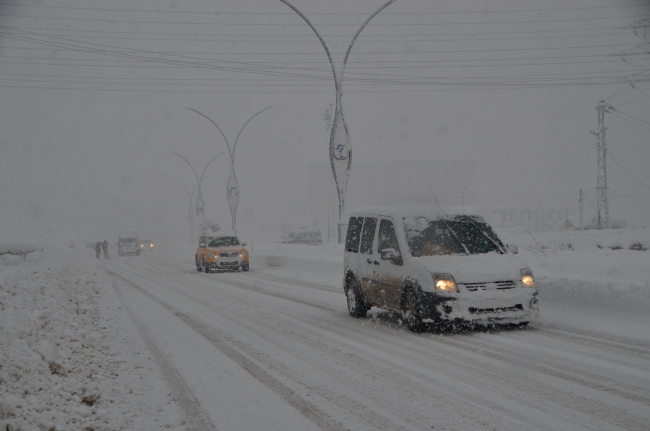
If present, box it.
[350,205,486,220]
[200,231,238,238]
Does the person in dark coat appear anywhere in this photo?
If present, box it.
[102,240,109,259]
[95,242,101,259]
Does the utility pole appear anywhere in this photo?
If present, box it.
[592,100,614,229]
[579,188,584,230]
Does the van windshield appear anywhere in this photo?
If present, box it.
[403,215,504,257]
[207,237,240,248]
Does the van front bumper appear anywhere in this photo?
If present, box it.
[419,290,539,325]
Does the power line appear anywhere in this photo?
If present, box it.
[609,151,650,181]
[5,24,635,38]
[1,42,638,56]
[3,3,646,15]
[1,12,646,26]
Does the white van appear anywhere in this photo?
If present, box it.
[343,205,538,332]
[118,230,140,257]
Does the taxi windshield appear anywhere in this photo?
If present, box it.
[207,237,240,248]
[403,215,504,257]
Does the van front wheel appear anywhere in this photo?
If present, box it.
[346,280,367,318]
[402,288,425,333]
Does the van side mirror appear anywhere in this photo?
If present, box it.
[381,248,402,264]
[507,244,518,254]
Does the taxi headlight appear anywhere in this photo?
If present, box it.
[521,268,535,287]
[240,250,249,258]
[433,273,457,292]
[207,252,216,259]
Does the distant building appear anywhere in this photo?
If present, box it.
[490,207,576,232]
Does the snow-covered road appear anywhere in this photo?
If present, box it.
[102,252,650,431]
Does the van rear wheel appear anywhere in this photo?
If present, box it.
[346,280,367,318]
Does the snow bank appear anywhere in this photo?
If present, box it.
[0,247,114,430]
[0,242,40,257]
[250,229,650,317]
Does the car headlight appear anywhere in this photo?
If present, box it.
[207,252,216,259]
[433,273,457,292]
[240,250,249,258]
[521,268,535,287]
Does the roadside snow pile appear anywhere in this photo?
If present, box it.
[0,241,40,257]
[498,228,650,315]
[498,228,650,252]
[0,247,111,431]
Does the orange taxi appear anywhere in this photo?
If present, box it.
[196,232,249,273]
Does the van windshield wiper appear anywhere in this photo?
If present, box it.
[442,220,470,256]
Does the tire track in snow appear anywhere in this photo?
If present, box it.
[126,264,557,430]
[139,257,340,314]
[125,256,650,430]
[111,278,218,431]
[121,262,415,431]
[108,267,348,431]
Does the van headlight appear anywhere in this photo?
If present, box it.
[207,252,216,259]
[521,268,535,287]
[433,273,457,292]
[240,250,249,258]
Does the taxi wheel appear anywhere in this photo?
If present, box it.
[241,262,249,272]
[195,256,203,272]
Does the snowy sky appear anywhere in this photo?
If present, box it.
[1,0,649,246]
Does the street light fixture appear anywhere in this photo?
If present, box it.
[170,151,223,222]
[187,107,271,233]
[279,0,397,243]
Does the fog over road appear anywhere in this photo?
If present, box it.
[104,253,650,431]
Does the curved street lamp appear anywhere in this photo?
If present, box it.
[187,107,271,233]
[170,176,198,243]
[280,0,396,243]
[170,151,224,221]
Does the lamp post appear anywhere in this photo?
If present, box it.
[187,107,271,233]
[280,0,396,243]
[170,176,198,243]
[170,151,223,222]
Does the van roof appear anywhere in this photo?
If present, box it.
[119,230,138,238]
[349,205,485,221]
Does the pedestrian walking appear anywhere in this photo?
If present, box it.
[95,241,101,259]
[102,240,109,259]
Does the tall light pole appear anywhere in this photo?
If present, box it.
[170,176,198,243]
[187,107,271,233]
[592,100,614,229]
[171,151,223,222]
[280,0,396,243]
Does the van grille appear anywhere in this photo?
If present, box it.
[219,252,239,258]
[462,280,517,291]
[469,304,523,314]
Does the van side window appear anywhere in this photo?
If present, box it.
[345,217,364,253]
[359,218,377,255]
[378,219,401,257]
